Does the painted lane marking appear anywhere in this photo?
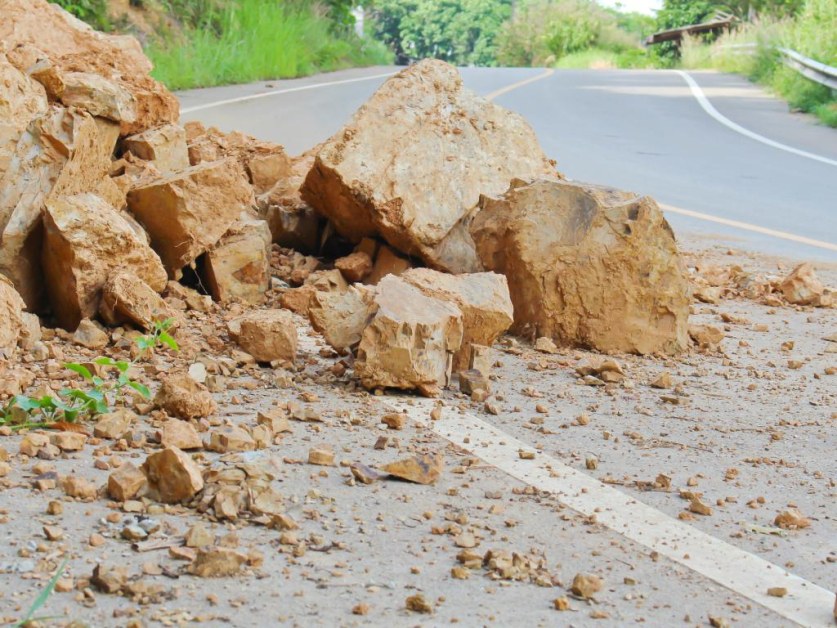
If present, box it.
[179,71,398,115]
[485,68,555,101]
[660,203,837,252]
[385,397,835,627]
[674,70,837,168]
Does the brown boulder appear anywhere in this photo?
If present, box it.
[228,310,298,364]
[201,214,271,304]
[301,60,556,273]
[42,193,167,330]
[402,268,513,371]
[127,159,255,277]
[59,72,136,123]
[0,51,48,176]
[123,124,190,174]
[141,447,204,504]
[0,276,25,356]
[0,106,116,309]
[0,0,179,134]
[308,285,378,352]
[356,275,463,394]
[472,178,690,355]
[99,271,174,330]
[155,372,216,420]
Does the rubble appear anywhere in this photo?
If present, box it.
[155,372,216,419]
[472,178,690,354]
[160,419,203,450]
[779,263,832,307]
[301,60,556,273]
[42,192,167,330]
[99,271,174,330]
[107,461,147,501]
[382,453,443,485]
[142,447,204,504]
[202,215,271,304]
[228,309,298,363]
[356,275,463,394]
[189,547,248,577]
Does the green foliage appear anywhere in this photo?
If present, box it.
[1,319,178,428]
[497,0,641,67]
[50,0,110,30]
[14,559,68,628]
[149,0,392,90]
[372,0,512,66]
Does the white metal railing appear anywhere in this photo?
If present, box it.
[715,42,837,90]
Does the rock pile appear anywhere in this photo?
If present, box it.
[8,0,830,402]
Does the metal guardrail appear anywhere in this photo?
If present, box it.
[714,42,837,90]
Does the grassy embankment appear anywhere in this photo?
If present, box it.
[52,0,392,90]
[679,0,836,127]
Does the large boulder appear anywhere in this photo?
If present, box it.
[0,0,179,134]
[356,275,463,395]
[471,178,690,355]
[201,214,271,304]
[401,269,513,371]
[301,60,557,273]
[126,159,255,278]
[0,276,25,356]
[0,106,117,309]
[0,52,48,177]
[308,285,378,352]
[42,193,167,330]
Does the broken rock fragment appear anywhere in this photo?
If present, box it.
[123,123,190,173]
[155,372,216,420]
[308,285,377,352]
[472,178,690,354]
[779,263,832,307]
[42,193,167,330]
[356,275,463,394]
[382,453,443,485]
[189,547,248,577]
[59,72,136,123]
[402,268,513,371]
[142,447,204,503]
[302,59,556,273]
[99,271,174,330]
[107,461,147,501]
[0,277,25,355]
[202,215,271,304]
[127,159,254,277]
[160,419,203,450]
[229,309,298,363]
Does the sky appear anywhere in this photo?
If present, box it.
[596,0,663,15]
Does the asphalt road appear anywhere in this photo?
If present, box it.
[178,66,837,262]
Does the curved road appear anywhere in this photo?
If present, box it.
[178,66,837,262]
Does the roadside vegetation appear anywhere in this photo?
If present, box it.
[660,0,836,126]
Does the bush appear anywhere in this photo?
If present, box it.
[50,0,110,30]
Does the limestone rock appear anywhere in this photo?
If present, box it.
[0,107,116,309]
[127,159,255,277]
[335,251,373,283]
[308,285,378,352]
[141,447,204,504]
[123,124,189,174]
[189,547,247,577]
[155,372,216,420]
[382,453,444,485]
[59,72,136,123]
[302,60,555,273]
[99,272,174,330]
[779,263,830,307]
[0,0,179,134]
[208,426,255,453]
[472,178,690,355]
[0,276,25,355]
[0,51,48,176]
[402,268,513,371]
[356,275,463,394]
[160,419,202,450]
[42,193,166,330]
[107,461,147,501]
[202,215,271,304]
[93,409,135,440]
[228,309,298,364]
[689,325,724,351]
[62,475,97,500]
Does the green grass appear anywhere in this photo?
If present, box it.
[148,0,392,90]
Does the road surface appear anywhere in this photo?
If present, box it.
[178,66,837,263]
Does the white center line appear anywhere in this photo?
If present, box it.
[385,397,835,627]
[674,70,837,168]
[179,71,398,115]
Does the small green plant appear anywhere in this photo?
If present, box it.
[13,559,68,627]
[1,319,178,429]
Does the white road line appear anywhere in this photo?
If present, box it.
[660,203,837,252]
[179,71,398,115]
[485,68,555,101]
[385,397,835,627]
[674,70,837,168]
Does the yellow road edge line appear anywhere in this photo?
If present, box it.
[486,68,555,101]
[660,203,837,252]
